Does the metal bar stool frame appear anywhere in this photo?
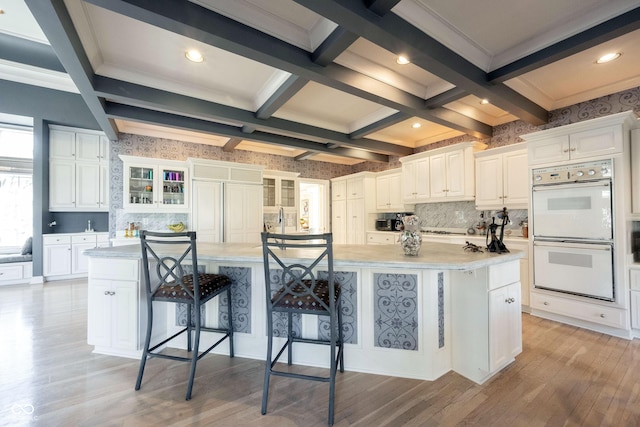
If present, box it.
[136,230,234,400]
[260,232,344,425]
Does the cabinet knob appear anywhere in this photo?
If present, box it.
[570,147,576,152]
[600,313,606,318]
[543,301,549,306]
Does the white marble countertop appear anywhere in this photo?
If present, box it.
[86,240,523,271]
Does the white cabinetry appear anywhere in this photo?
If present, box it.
[451,260,522,384]
[263,170,299,214]
[191,180,222,243]
[400,142,485,203]
[366,231,397,245]
[43,233,109,280]
[88,258,148,357]
[522,112,635,166]
[121,155,189,212]
[331,172,375,244]
[225,183,263,243]
[375,170,410,212]
[629,268,640,330]
[400,155,430,203]
[475,144,528,210]
[49,125,109,211]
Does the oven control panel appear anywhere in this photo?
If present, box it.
[532,159,612,184]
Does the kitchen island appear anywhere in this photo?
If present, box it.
[85,241,523,384]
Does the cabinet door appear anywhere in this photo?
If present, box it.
[332,179,347,201]
[528,135,570,165]
[76,163,101,209]
[43,244,71,276]
[570,126,623,160]
[112,280,139,350]
[502,150,529,207]
[191,180,222,243]
[49,129,76,159]
[388,173,404,210]
[376,174,391,210]
[75,133,101,162]
[429,153,447,199]
[401,161,417,202]
[414,158,430,201]
[346,198,365,244]
[159,166,188,209]
[50,160,76,210]
[72,241,96,275]
[347,177,364,199]
[99,162,110,209]
[475,154,503,208]
[263,177,276,209]
[87,279,112,346]
[280,178,296,209]
[331,199,347,244]
[445,150,466,198]
[124,164,156,209]
[489,282,521,372]
[224,183,262,243]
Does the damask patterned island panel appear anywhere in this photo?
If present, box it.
[86,241,523,384]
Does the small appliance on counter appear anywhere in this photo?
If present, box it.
[375,212,413,231]
[375,219,392,231]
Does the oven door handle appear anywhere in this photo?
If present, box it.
[533,240,612,250]
[532,180,610,191]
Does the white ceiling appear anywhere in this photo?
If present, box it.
[1,0,639,165]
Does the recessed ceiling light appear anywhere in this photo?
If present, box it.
[480,99,490,105]
[412,122,421,129]
[596,52,621,64]
[0,9,5,14]
[396,55,410,65]
[185,49,204,63]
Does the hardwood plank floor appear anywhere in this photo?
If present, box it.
[2,279,640,426]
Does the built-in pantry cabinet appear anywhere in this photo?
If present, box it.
[400,142,486,204]
[475,144,528,210]
[49,125,109,211]
[331,172,375,244]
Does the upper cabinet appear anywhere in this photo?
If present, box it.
[400,142,486,204]
[120,155,189,212]
[376,169,412,212]
[49,125,109,212]
[331,172,375,245]
[475,144,529,210]
[522,111,636,166]
[263,170,299,213]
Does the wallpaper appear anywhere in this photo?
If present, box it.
[107,85,640,236]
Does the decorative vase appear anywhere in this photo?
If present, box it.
[399,215,422,256]
[400,231,422,256]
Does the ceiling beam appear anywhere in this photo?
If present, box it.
[293,0,548,126]
[294,151,317,161]
[365,0,402,17]
[256,75,308,119]
[311,27,359,66]
[84,0,492,138]
[222,137,242,152]
[105,102,390,163]
[349,112,409,139]
[24,0,118,140]
[424,88,468,109]
[488,6,640,83]
[93,75,413,156]
[0,33,65,73]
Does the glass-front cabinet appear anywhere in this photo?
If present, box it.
[263,171,299,213]
[120,155,189,212]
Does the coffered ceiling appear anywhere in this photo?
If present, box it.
[1,0,639,165]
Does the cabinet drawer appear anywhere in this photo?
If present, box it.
[367,232,397,245]
[90,258,139,281]
[0,264,24,281]
[531,292,627,329]
[72,234,98,244]
[630,269,640,291]
[488,260,520,290]
[43,234,71,245]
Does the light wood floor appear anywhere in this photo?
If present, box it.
[2,280,640,426]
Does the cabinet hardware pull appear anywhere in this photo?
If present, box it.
[505,298,510,303]
[570,147,576,152]
[104,291,109,295]
[543,301,549,305]
[600,314,606,318]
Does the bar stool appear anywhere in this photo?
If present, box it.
[136,230,234,400]
[260,232,344,425]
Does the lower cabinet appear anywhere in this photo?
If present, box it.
[44,233,109,279]
[366,231,397,245]
[450,261,522,384]
[87,258,151,357]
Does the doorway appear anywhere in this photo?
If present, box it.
[298,179,330,233]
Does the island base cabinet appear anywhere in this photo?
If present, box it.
[450,261,522,384]
[87,258,160,358]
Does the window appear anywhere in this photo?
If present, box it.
[0,126,33,251]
